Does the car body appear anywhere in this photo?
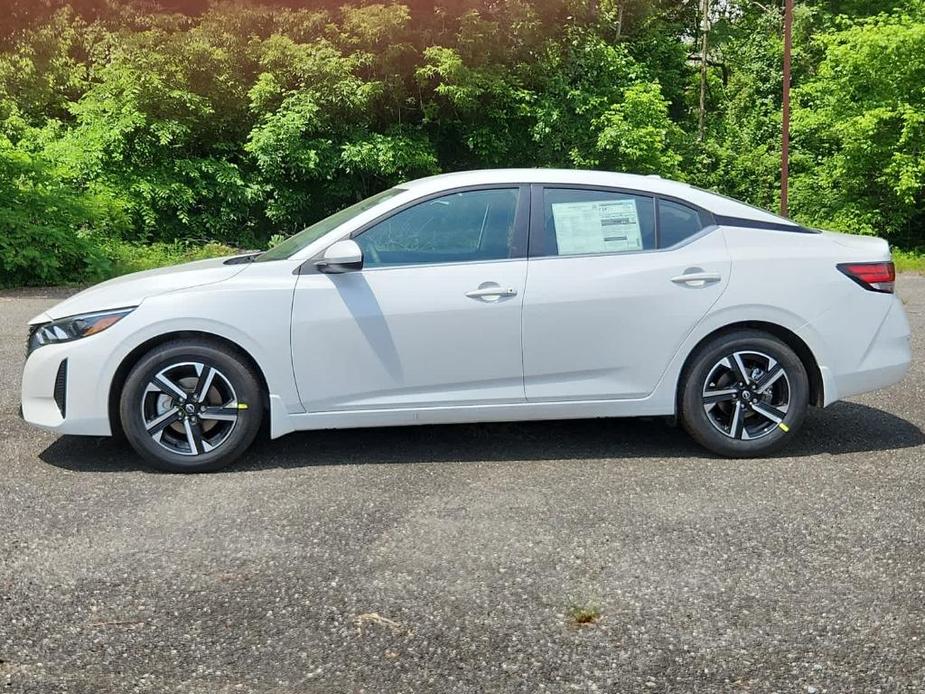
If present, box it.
[21,169,912,470]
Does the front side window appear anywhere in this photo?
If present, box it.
[355,188,521,268]
[540,188,656,257]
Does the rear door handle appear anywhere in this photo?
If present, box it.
[466,286,518,299]
[671,272,722,287]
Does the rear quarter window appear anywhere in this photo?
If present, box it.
[658,199,710,248]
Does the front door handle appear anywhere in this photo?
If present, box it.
[671,271,722,287]
[466,285,518,299]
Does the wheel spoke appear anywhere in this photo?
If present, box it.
[750,402,787,425]
[200,406,238,422]
[729,402,745,439]
[152,374,186,400]
[194,365,216,402]
[183,418,204,455]
[731,352,751,385]
[754,364,785,394]
[146,410,180,435]
[703,388,738,405]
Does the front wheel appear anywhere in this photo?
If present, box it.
[119,339,264,473]
[680,330,809,458]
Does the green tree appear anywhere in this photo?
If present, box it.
[791,3,925,242]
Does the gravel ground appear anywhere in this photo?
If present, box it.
[1,278,924,693]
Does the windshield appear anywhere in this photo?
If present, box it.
[256,188,405,261]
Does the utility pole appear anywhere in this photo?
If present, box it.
[781,0,793,217]
[698,0,710,141]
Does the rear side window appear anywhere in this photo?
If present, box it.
[658,199,708,248]
[540,188,656,256]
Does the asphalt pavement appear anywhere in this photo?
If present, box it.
[1,277,924,693]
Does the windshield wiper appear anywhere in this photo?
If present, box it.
[223,251,264,265]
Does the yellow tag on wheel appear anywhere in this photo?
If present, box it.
[237,403,249,410]
[778,422,789,432]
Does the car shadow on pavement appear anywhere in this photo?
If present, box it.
[37,400,925,473]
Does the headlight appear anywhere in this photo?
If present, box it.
[27,308,135,357]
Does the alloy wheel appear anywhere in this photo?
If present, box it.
[701,350,791,441]
[140,361,241,456]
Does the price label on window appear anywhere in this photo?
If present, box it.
[552,199,643,255]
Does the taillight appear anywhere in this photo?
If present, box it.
[837,261,895,294]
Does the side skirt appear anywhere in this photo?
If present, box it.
[268,394,674,439]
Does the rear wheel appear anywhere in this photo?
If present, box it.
[680,330,809,457]
[120,340,264,473]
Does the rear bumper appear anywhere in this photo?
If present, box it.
[836,296,911,399]
[815,295,912,403]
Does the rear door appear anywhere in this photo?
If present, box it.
[522,185,731,401]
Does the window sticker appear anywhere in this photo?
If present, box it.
[551,199,643,254]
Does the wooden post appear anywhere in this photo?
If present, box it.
[698,0,710,141]
[781,0,793,217]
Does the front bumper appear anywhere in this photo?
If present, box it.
[21,337,114,437]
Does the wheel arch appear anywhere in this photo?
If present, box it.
[107,331,271,437]
[676,321,824,410]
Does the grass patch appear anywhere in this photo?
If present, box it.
[568,605,601,626]
[893,249,925,274]
[97,239,241,279]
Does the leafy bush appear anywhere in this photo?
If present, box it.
[0,138,126,287]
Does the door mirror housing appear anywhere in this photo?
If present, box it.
[316,239,363,273]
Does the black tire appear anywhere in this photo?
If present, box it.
[679,330,809,458]
[119,339,264,473]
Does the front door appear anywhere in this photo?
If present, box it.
[291,186,529,412]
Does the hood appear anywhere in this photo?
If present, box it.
[38,256,250,322]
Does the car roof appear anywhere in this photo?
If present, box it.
[399,169,796,227]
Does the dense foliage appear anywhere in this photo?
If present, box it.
[1,0,923,286]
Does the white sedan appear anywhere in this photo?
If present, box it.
[21,169,911,472]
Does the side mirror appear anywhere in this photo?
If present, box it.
[316,239,363,274]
